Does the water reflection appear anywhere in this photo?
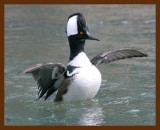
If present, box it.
[78,107,104,126]
[20,100,104,126]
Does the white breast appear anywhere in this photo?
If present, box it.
[67,52,92,76]
[64,52,102,102]
[68,52,91,67]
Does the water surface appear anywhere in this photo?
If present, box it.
[5,5,155,125]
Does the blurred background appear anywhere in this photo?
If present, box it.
[5,4,155,125]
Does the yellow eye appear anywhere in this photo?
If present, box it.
[80,31,84,35]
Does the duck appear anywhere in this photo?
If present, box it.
[20,13,147,102]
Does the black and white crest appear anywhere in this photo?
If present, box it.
[66,13,88,37]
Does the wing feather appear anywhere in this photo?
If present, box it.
[20,63,66,100]
[91,48,148,66]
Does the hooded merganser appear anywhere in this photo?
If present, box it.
[20,13,147,102]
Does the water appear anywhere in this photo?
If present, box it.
[4,5,155,125]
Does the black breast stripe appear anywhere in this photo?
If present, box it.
[67,65,80,74]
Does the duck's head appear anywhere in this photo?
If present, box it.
[66,13,100,42]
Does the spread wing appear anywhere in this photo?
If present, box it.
[91,48,148,66]
[20,63,66,100]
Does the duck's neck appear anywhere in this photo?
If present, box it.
[68,37,85,61]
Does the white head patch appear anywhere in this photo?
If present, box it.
[67,15,78,37]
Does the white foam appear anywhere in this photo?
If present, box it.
[144,19,155,24]
[121,20,130,25]
[128,109,140,113]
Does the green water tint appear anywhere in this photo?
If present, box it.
[5,5,155,125]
